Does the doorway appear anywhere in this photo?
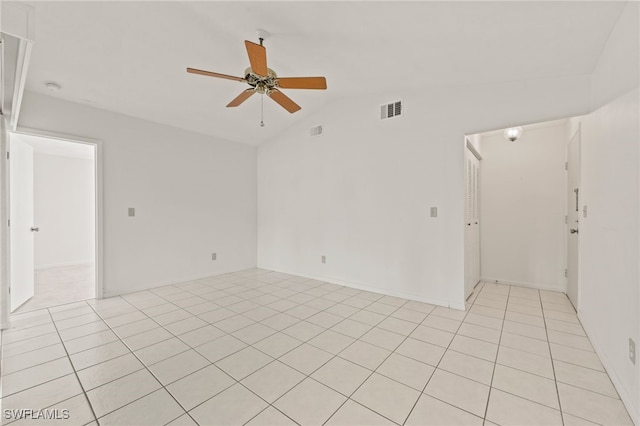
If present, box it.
[468,120,570,296]
[8,131,101,313]
[566,127,581,309]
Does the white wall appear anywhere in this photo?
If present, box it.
[18,92,257,297]
[571,87,639,425]
[479,122,567,291]
[33,152,95,269]
[570,2,639,423]
[258,73,592,309]
[574,88,639,426]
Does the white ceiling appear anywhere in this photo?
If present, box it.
[24,1,626,146]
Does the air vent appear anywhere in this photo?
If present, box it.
[381,101,402,120]
[310,125,323,136]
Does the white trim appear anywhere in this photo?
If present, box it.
[480,276,566,293]
[258,264,466,311]
[94,137,104,300]
[16,127,103,147]
[8,127,105,308]
[1,1,35,131]
[465,138,483,160]
[9,40,33,131]
[566,123,581,311]
[0,117,10,329]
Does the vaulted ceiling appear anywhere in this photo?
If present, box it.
[23,1,626,145]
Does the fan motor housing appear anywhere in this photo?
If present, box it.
[245,67,278,93]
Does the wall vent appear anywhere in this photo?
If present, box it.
[310,125,323,136]
[380,101,402,120]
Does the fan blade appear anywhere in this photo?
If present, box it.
[277,77,327,90]
[187,68,245,82]
[227,89,255,107]
[244,41,268,76]
[268,89,301,113]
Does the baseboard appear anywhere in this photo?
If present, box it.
[35,261,94,270]
[102,264,257,298]
[480,276,566,293]
[579,309,639,426]
[257,264,465,310]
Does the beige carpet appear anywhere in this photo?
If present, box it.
[14,263,95,313]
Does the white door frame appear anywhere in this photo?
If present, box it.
[464,139,482,301]
[566,126,581,310]
[3,127,104,322]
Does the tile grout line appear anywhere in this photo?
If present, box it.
[179,273,374,425]
[101,284,304,412]
[86,296,205,425]
[481,283,510,425]
[1,271,619,426]
[12,298,95,319]
[540,291,566,426]
[399,291,477,426]
[0,280,516,392]
[210,281,409,426]
[238,283,411,425]
[76,275,446,425]
[45,303,101,426]
[413,284,554,422]
[86,275,296,423]
[319,299,416,426]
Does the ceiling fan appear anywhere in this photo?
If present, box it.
[187,31,327,121]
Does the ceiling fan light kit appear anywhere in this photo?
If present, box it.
[187,30,327,126]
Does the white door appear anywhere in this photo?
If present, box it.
[566,130,580,309]
[464,146,481,299]
[9,136,36,311]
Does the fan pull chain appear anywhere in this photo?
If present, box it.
[260,93,265,127]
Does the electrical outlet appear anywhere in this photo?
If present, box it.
[630,338,636,365]
[211,253,217,261]
[321,255,326,264]
[128,208,135,217]
[430,207,438,218]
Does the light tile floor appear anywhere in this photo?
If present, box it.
[15,264,95,313]
[0,269,634,425]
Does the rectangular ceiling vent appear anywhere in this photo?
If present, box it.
[380,101,402,120]
[310,125,323,136]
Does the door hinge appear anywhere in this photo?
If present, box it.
[564,268,568,278]
[6,152,9,160]
[8,287,10,294]
[565,215,568,224]
[7,219,9,227]
[565,162,568,171]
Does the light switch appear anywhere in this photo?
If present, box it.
[128,208,135,217]
[430,207,438,218]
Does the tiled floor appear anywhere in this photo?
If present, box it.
[14,263,95,313]
[0,269,633,425]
